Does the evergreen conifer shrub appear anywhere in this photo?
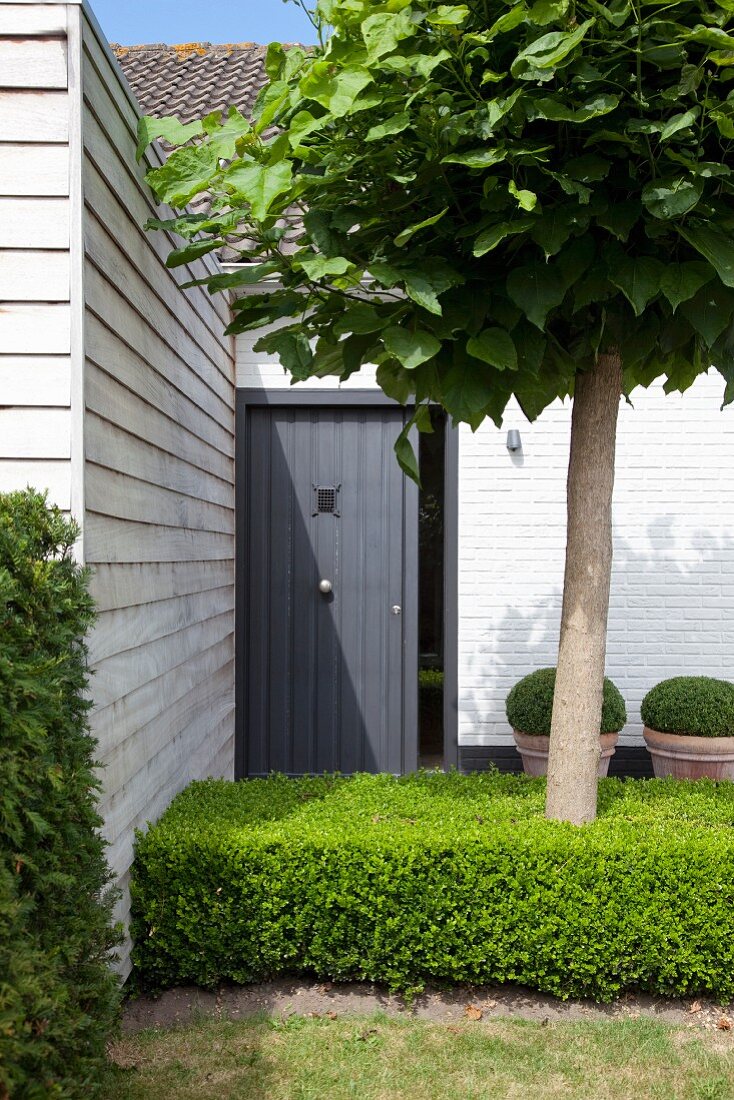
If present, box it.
[0,491,120,1098]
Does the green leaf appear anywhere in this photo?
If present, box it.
[298,254,353,280]
[596,201,639,241]
[145,210,240,239]
[287,110,328,149]
[252,83,290,136]
[511,19,595,77]
[265,41,286,80]
[426,4,470,26]
[586,0,631,27]
[136,115,204,161]
[506,263,566,329]
[485,4,528,37]
[441,147,506,168]
[384,326,441,369]
[300,64,374,117]
[165,239,223,268]
[394,208,449,247]
[394,418,420,483]
[333,303,386,336]
[642,177,703,220]
[366,113,411,141]
[442,357,498,422]
[565,155,610,182]
[529,93,619,122]
[255,328,314,380]
[710,106,734,140]
[678,225,734,288]
[145,145,219,207]
[556,236,595,289]
[377,362,414,404]
[680,284,734,345]
[473,218,534,256]
[608,255,665,316]
[467,327,518,370]
[687,24,734,50]
[660,263,713,312]
[530,211,575,256]
[403,273,445,315]
[509,181,537,211]
[659,108,700,141]
[528,0,570,25]
[361,9,415,59]
[224,160,293,220]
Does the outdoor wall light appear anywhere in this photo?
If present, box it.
[506,429,522,452]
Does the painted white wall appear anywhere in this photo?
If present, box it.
[458,370,734,749]
[0,0,80,510]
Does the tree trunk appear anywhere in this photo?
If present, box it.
[545,351,623,824]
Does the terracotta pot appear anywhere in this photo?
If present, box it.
[643,726,734,780]
[512,730,618,778]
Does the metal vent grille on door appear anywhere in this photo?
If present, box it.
[313,484,340,516]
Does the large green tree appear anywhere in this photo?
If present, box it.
[140,0,734,822]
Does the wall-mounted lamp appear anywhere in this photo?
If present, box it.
[506,429,522,453]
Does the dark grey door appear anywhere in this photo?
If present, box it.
[242,404,418,776]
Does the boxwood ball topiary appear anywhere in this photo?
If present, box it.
[641,677,734,738]
[506,668,626,736]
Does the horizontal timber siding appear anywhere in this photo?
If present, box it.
[0,1,74,509]
[80,9,235,978]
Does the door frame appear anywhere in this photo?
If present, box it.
[235,389,459,778]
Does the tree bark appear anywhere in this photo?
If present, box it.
[545,351,623,824]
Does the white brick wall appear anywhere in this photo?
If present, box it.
[459,369,734,748]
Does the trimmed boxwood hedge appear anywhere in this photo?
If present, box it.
[505,667,627,735]
[131,772,734,1003]
[641,677,734,738]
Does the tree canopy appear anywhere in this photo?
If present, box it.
[139,0,734,471]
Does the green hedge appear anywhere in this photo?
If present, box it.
[0,491,120,1099]
[132,772,734,1002]
[641,677,734,738]
[506,667,627,735]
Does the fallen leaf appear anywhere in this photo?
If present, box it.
[326,1011,338,1020]
[465,1005,483,1021]
[317,982,333,994]
[688,1000,702,1014]
[717,1016,732,1031]
[447,1026,461,1034]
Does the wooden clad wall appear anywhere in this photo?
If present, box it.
[0,2,77,509]
[80,8,236,976]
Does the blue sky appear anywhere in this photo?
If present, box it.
[91,0,319,46]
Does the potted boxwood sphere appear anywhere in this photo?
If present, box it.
[505,667,627,777]
[641,676,734,780]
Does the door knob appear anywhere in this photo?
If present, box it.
[391,605,402,615]
[319,579,333,594]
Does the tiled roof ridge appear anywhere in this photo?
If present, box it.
[111,42,299,57]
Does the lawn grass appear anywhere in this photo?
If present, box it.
[104,1014,734,1100]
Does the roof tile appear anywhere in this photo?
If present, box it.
[112,42,276,123]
